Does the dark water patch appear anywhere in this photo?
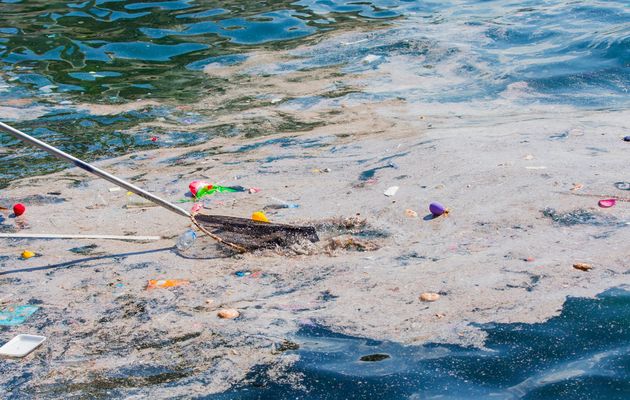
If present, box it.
[360,353,390,362]
[358,160,399,181]
[10,194,66,205]
[395,251,437,266]
[234,136,329,153]
[160,147,222,166]
[219,288,630,399]
[68,244,99,255]
[542,207,625,227]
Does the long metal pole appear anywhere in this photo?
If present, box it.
[0,120,191,218]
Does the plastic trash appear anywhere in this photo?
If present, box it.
[176,230,197,251]
[598,199,617,208]
[21,250,35,259]
[189,180,245,199]
[146,279,189,289]
[252,211,269,223]
[0,334,46,357]
[384,186,399,197]
[573,263,593,271]
[217,309,240,319]
[429,202,448,217]
[623,136,630,142]
[12,203,25,216]
[0,305,39,326]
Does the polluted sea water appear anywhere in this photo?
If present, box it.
[0,0,629,398]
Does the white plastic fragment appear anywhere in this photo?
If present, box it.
[0,334,46,357]
[384,186,399,197]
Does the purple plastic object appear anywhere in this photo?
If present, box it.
[624,136,630,142]
[429,202,446,216]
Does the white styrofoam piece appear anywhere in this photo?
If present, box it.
[0,334,46,357]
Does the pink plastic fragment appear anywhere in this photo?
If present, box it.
[598,199,616,208]
[191,203,203,214]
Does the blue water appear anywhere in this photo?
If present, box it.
[0,0,628,186]
[217,289,630,399]
[0,2,629,396]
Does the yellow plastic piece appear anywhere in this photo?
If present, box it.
[251,211,269,223]
[21,250,35,259]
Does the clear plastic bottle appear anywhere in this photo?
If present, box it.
[176,230,197,252]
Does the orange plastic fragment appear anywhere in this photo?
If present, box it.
[146,279,189,289]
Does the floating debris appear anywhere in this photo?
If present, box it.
[325,236,379,252]
[614,182,629,191]
[0,305,40,326]
[21,250,35,259]
[573,263,593,272]
[384,186,399,197]
[598,199,616,208]
[429,202,448,217]
[217,309,239,319]
[12,203,25,216]
[405,209,418,218]
[251,211,269,223]
[0,334,46,358]
[420,292,440,302]
[146,279,189,289]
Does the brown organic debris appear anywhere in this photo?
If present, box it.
[325,235,380,253]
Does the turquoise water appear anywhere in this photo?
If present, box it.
[1,0,629,186]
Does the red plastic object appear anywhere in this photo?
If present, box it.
[12,203,25,216]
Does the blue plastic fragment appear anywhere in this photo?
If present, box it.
[0,305,40,326]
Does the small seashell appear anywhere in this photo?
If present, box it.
[384,186,399,197]
[573,263,592,271]
[429,202,447,216]
[598,199,616,208]
[217,309,240,319]
[420,292,440,302]
[570,183,584,191]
